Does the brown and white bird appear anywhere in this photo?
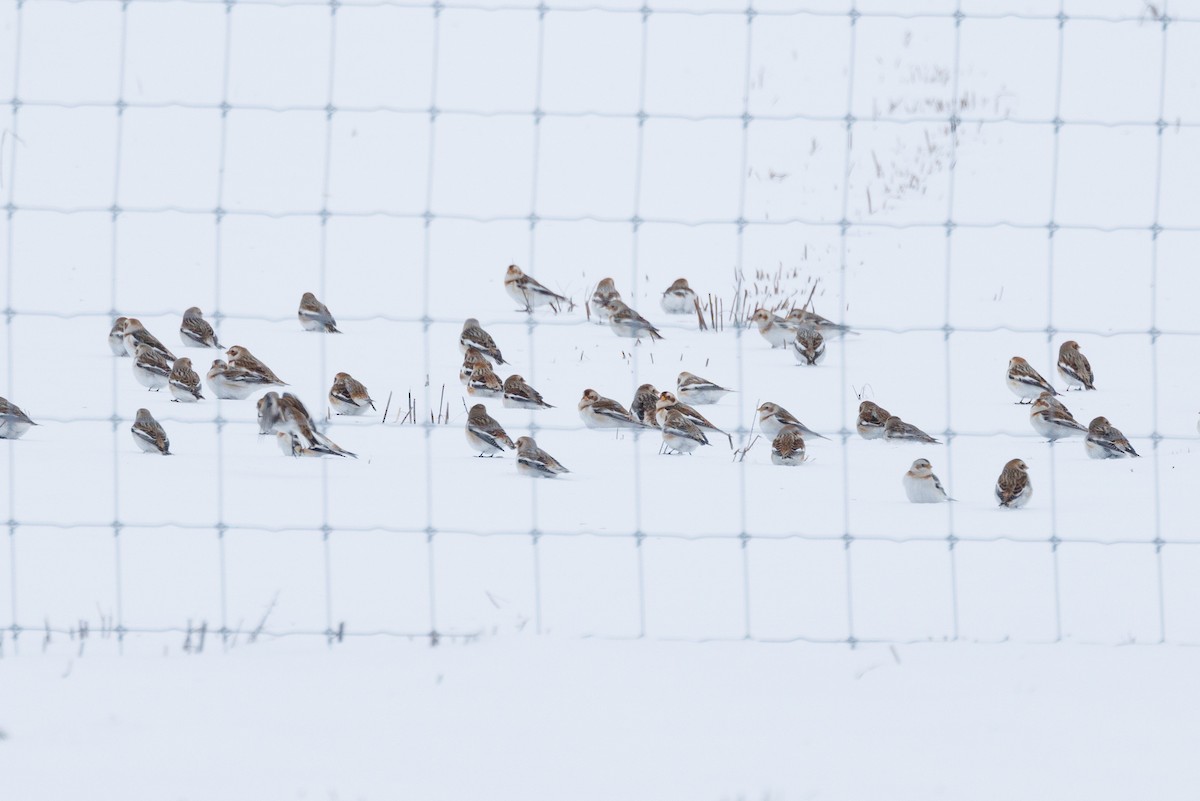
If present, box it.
[756,401,828,441]
[131,408,171,455]
[1085,416,1139,459]
[676,372,733,405]
[1007,357,1057,403]
[180,307,222,349]
[460,318,506,365]
[276,431,324,457]
[604,299,663,341]
[786,307,854,337]
[660,278,697,315]
[257,391,283,435]
[505,264,568,312]
[903,458,951,503]
[298,292,340,333]
[856,401,892,440]
[750,309,794,349]
[328,372,375,415]
[578,388,641,429]
[460,348,491,385]
[226,346,287,387]
[1057,340,1095,391]
[278,393,356,458]
[884,416,940,444]
[631,383,660,427]
[132,344,172,391]
[995,458,1032,508]
[1029,392,1088,441]
[791,324,826,366]
[515,436,570,477]
[770,425,807,466]
[655,391,730,447]
[467,365,505,399]
[168,357,204,403]
[122,318,176,364]
[589,278,621,322]
[466,403,516,457]
[661,409,710,454]
[503,374,553,410]
[108,317,130,356]
[206,359,261,400]
[0,396,37,439]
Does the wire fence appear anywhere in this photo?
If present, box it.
[2,0,1197,654]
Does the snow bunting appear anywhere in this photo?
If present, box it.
[995,458,1032,508]
[589,277,621,322]
[750,309,794,349]
[1085,416,1139,459]
[903,458,951,503]
[1029,392,1087,441]
[180,307,222,349]
[460,319,506,365]
[206,360,259,400]
[257,391,282,435]
[298,292,340,333]
[631,383,660,427]
[661,409,710,454]
[0,396,37,439]
[656,391,730,446]
[660,278,697,315]
[856,401,892,440]
[503,374,553,410]
[467,365,504,399]
[578,388,641,429]
[123,318,176,364]
[132,344,172,391]
[1057,340,1095,391]
[276,430,323,457]
[466,403,515,457]
[460,348,491,385]
[108,317,130,356]
[676,371,733,405]
[329,372,375,415]
[756,401,828,440]
[770,425,807,466]
[226,346,287,387]
[791,324,826,366]
[168,357,204,403]
[131,408,170,455]
[515,436,570,477]
[505,264,568,312]
[1008,357,1057,403]
[884,416,941,444]
[786,307,854,337]
[604,299,663,341]
[279,393,356,458]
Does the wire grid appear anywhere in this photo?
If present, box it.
[1,0,1195,652]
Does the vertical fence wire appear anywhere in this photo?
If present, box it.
[3,0,23,654]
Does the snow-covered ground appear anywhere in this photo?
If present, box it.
[3,0,1200,797]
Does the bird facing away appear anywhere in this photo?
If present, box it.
[180,307,222,349]
[770,425,807,466]
[903,458,951,503]
[328,372,376,415]
[466,404,515,457]
[516,436,570,477]
[278,393,357,458]
[995,459,1032,508]
[604,299,663,341]
[257,391,283,435]
[109,317,130,356]
[505,265,568,312]
[1007,357,1057,403]
[1084,416,1140,459]
[460,347,491,385]
[856,401,892,440]
[460,318,506,365]
[0,396,38,440]
[631,384,660,428]
[661,409,710,455]
[676,371,733,405]
[168,357,204,403]
[1057,340,1095,391]
[131,408,171,455]
[298,292,340,333]
[791,324,826,366]
[466,365,505,399]
[660,278,697,315]
[656,391,730,447]
[503,374,553,410]
[132,343,172,391]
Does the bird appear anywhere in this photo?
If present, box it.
[257,392,283,435]
[756,402,828,441]
[206,360,262,400]
[278,393,356,458]
[276,430,323,457]
[995,458,1032,508]
[578,389,641,429]
[515,436,570,477]
[750,309,795,349]
[505,264,568,312]
[589,278,621,322]
[131,408,171,455]
[1085,416,1140,459]
[604,299,663,341]
[675,372,733,405]
[661,409,710,454]
[179,307,222,349]
[466,365,505,399]
[660,278,697,315]
[328,372,375,415]
[903,458,952,503]
[298,292,340,333]
[466,403,515,457]
[132,344,172,391]
[108,317,130,356]
[460,348,491,385]
[786,307,854,337]
[631,383,660,427]
[168,357,204,403]
[856,401,892,440]
[1029,392,1088,441]
[884,416,941,444]
[791,324,826,366]
[502,374,553,409]
[655,391,730,447]
[460,318,505,365]
[1007,357,1057,403]
[122,318,176,364]
[770,425,807,466]
[1057,340,1095,391]
[0,396,38,439]
[226,346,287,387]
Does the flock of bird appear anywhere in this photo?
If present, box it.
[0,264,1158,507]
